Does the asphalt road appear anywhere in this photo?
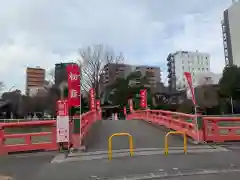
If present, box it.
[34,151,240,180]
[0,152,56,180]
[84,119,186,151]
[1,119,240,180]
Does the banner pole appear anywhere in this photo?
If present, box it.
[184,72,200,143]
[79,66,82,147]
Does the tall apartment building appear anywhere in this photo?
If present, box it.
[99,63,161,93]
[99,63,132,92]
[222,0,240,66]
[131,65,161,90]
[26,67,45,95]
[54,62,76,86]
[167,51,210,91]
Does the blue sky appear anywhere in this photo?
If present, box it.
[0,0,233,92]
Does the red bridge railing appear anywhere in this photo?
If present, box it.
[0,110,101,155]
[203,116,240,142]
[0,120,57,155]
[127,110,240,143]
[127,110,204,142]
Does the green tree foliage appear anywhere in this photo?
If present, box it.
[219,65,240,99]
[107,71,151,109]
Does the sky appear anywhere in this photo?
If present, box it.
[0,0,233,92]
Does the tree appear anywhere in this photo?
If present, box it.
[47,68,55,84]
[0,81,4,95]
[78,44,124,97]
[219,65,240,99]
[107,71,152,108]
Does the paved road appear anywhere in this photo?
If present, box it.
[84,120,187,152]
[0,152,56,180]
[1,151,240,180]
[34,151,240,180]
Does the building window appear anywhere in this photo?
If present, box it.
[206,68,209,71]
[202,68,204,71]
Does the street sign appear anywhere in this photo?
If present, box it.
[56,116,69,143]
[57,100,68,116]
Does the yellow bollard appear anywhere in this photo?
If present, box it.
[108,133,134,160]
[164,131,187,155]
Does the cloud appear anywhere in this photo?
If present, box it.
[0,0,232,91]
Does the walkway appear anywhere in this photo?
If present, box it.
[84,119,186,151]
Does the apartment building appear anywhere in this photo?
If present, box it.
[99,63,161,93]
[222,0,240,66]
[26,67,45,95]
[55,62,77,86]
[167,51,210,90]
[100,63,132,90]
[130,65,161,90]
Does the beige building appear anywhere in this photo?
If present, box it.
[133,65,161,90]
[26,67,45,96]
[99,63,161,93]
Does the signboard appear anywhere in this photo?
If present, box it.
[66,64,81,107]
[184,72,196,105]
[56,116,69,143]
[57,100,68,116]
[89,88,95,110]
[129,99,133,112]
[96,99,100,110]
[140,89,147,108]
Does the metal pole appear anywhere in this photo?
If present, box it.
[230,96,234,114]
[194,105,200,143]
[79,66,82,147]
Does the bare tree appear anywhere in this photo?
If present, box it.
[78,44,124,97]
[47,68,55,84]
[0,81,4,95]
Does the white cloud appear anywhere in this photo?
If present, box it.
[0,0,233,91]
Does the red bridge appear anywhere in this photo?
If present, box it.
[1,110,240,180]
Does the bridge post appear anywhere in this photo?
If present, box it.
[0,126,6,155]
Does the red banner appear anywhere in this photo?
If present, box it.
[129,99,133,112]
[96,99,100,110]
[140,89,147,108]
[184,72,196,105]
[57,100,68,116]
[89,88,95,110]
[66,64,80,107]
[123,106,127,116]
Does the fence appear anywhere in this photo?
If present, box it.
[127,110,203,142]
[127,110,240,143]
[203,116,240,142]
[0,110,101,155]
